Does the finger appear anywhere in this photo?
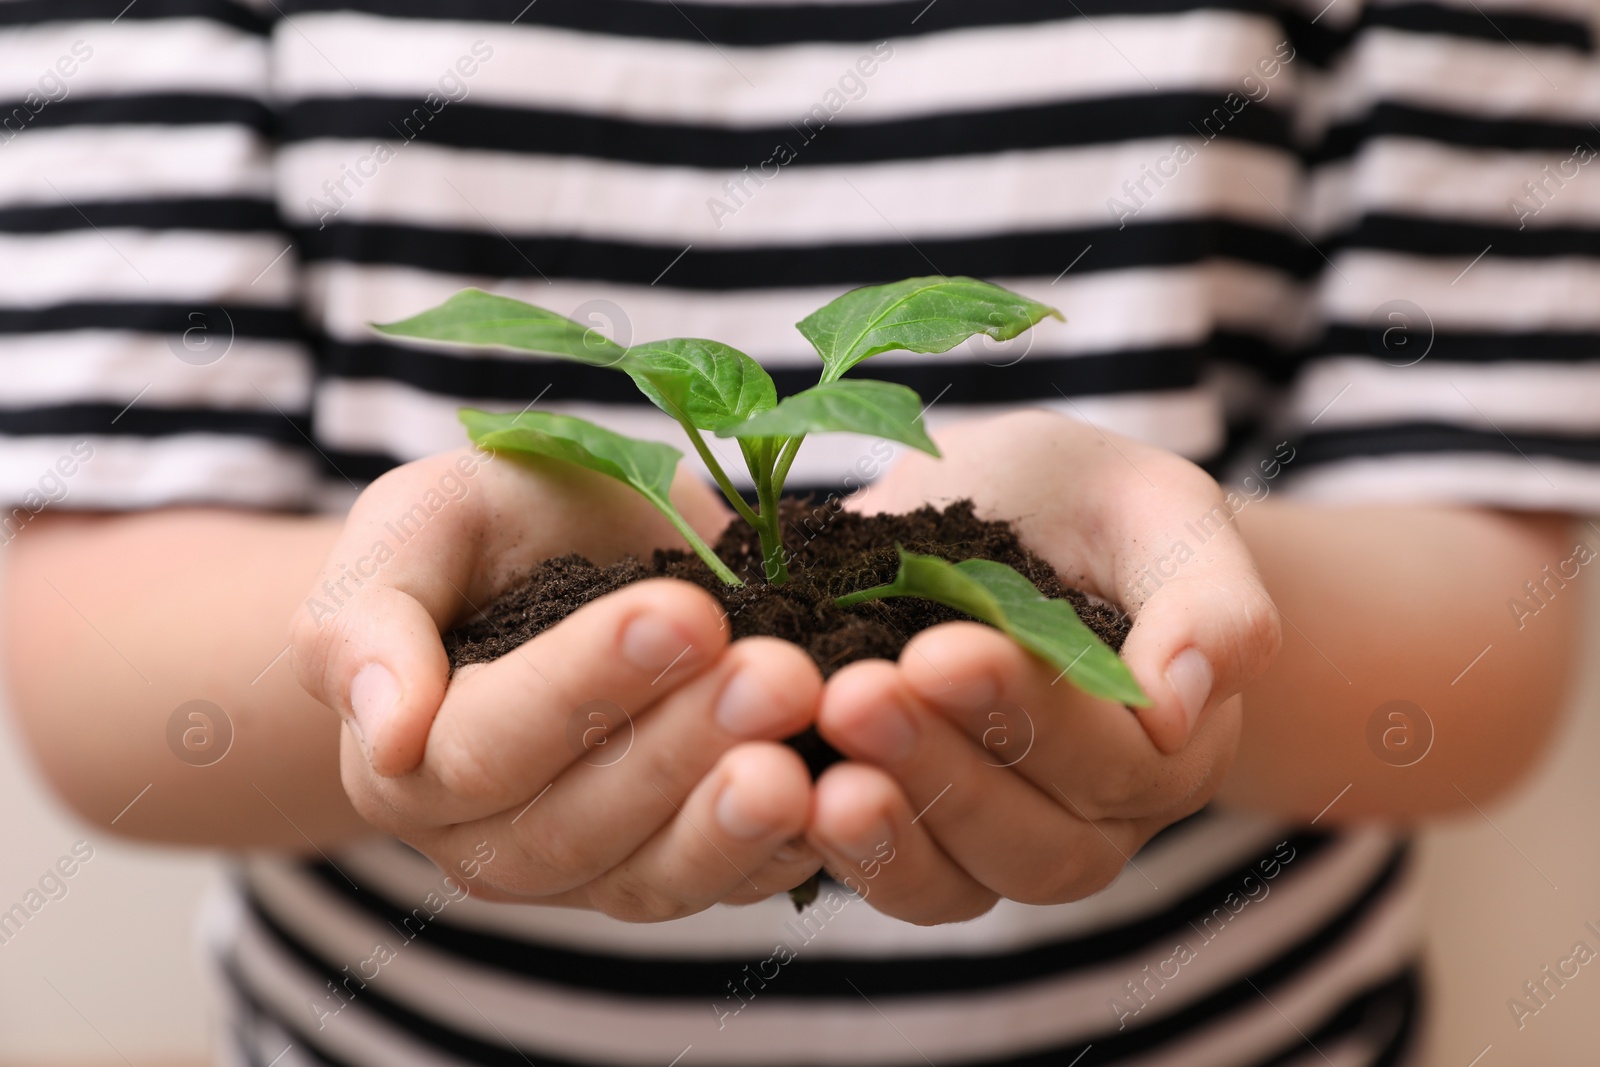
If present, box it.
[808,760,996,925]
[296,447,569,780]
[313,586,452,778]
[817,659,1141,905]
[1117,561,1281,756]
[424,636,821,895]
[347,577,733,830]
[289,467,473,777]
[893,623,1232,820]
[436,792,824,911]
[724,837,825,907]
[533,637,820,892]
[580,742,815,922]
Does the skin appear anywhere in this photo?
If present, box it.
[1,411,1580,924]
[807,412,1578,923]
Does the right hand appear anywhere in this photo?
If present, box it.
[289,446,825,920]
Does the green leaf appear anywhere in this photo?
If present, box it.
[623,338,778,431]
[461,408,679,498]
[374,289,626,366]
[459,408,742,585]
[715,379,940,456]
[797,276,1062,381]
[835,548,1148,705]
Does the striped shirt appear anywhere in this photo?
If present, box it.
[2,1,1597,1064]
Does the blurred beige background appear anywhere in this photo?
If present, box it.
[0,570,1596,1066]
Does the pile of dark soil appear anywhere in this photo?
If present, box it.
[444,499,1130,776]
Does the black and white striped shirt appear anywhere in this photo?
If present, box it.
[4,1,1598,1064]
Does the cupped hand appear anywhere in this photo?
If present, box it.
[805,410,1282,923]
[290,446,825,920]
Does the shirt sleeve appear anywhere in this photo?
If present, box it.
[1270,0,1600,511]
[0,0,319,525]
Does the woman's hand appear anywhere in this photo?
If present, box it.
[805,410,1282,923]
[289,446,825,920]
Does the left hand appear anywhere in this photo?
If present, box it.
[804,409,1282,924]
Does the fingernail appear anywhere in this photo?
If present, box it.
[350,662,399,755]
[836,817,893,863]
[854,696,917,763]
[1165,647,1213,739]
[715,781,779,841]
[622,613,694,674]
[715,670,789,737]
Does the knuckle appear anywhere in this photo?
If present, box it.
[1161,449,1221,493]
[636,739,716,810]
[1010,867,1089,907]
[1076,850,1128,898]
[1004,865,1072,906]
[342,780,407,836]
[922,782,985,833]
[1087,761,1149,815]
[288,605,340,701]
[499,822,592,895]
[1007,840,1124,906]
[427,730,506,805]
[586,875,692,924]
[1163,756,1225,820]
[287,598,321,655]
[1242,589,1284,667]
[1198,582,1282,689]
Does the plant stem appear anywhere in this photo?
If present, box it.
[649,492,742,586]
[678,417,761,528]
[771,434,806,494]
[754,465,788,584]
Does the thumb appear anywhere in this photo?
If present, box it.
[287,453,490,778]
[1117,569,1282,756]
[291,582,452,777]
[287,445,732,779]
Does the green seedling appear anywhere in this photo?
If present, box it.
[374,276,1148,706]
